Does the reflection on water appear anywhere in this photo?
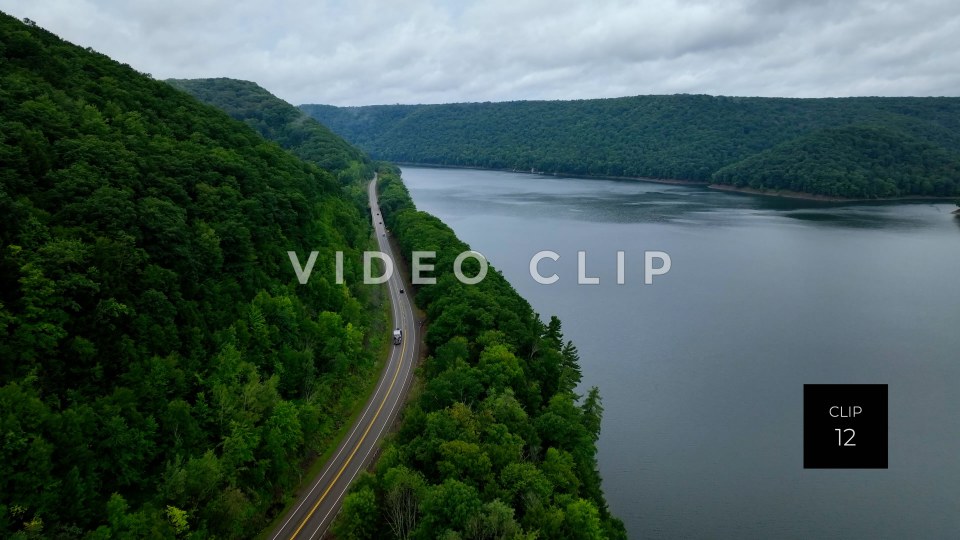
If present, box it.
[407,168,955,231]
[401,166,960,540]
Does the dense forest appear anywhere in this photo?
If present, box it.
[1,13,626,539]
[173,78,628,537]
[713,125,960,198]
[166,78,372,185]
[331,165,627,539]
[303,95,960,199]
[0,13,384,537]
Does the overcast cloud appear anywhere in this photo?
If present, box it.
[3,0,958,105]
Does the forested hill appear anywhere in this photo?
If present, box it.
[302,95,960,199]
[0,12,380,537]
[167,78,371,182]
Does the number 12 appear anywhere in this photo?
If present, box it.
[835,428,856,446]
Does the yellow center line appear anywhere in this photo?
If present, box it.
[289,245,408,539]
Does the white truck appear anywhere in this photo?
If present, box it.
[393,328,402,345]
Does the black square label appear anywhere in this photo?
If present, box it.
[803,384,887,469]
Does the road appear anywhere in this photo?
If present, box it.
[270,175,418,540]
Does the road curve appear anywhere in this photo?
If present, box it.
[270,175,419,540]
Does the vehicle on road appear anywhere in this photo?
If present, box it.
[393,328,402,345]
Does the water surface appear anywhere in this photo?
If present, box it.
[401,166,960,539]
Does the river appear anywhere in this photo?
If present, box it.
[399,166,960,539]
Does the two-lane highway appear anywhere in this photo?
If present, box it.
[270,175,418,539]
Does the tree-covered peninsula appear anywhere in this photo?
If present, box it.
[332,166,627,539]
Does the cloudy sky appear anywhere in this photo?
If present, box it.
[3,0,958,105]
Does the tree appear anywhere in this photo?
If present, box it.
[165,505,189,537]
[542,448,581,495]
[464,500,522,540]
[333,487,379,540]
[581,387,603,442]
[563,499,605,540]
[416,480,483,539]
[437,440,494,490]
[559,341,583,394]
[382,466,425,540]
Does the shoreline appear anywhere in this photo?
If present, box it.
[707,183,960,203]
[393,161,709,186]
[392,162,958,204]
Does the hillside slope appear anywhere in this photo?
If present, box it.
[0,12,378,538]
[168,78,371,182]
[303,95,960,199]
[331,166,627,539]
[713,125,960,198]
[172,77,629,538]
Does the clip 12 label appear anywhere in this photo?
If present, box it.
[804,384,887,469]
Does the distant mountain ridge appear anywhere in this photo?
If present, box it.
[302,95,960,199]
